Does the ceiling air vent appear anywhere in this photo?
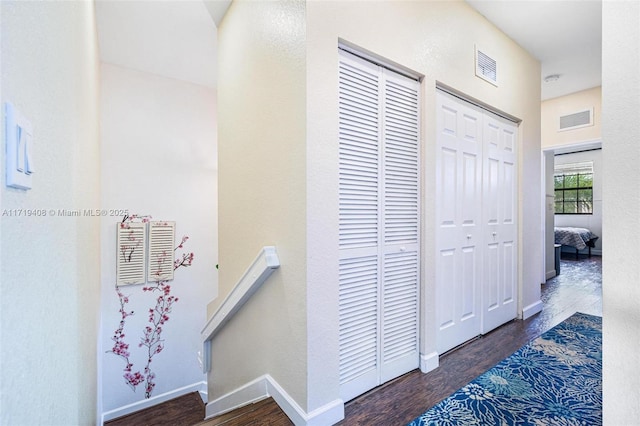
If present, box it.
[475,46,497,86]
[559,108,593,132]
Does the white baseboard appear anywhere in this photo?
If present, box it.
[420,351,439,373]
[522,300,543,320]
[205,375,268,419]
[101,381,207,424]
[205,374,344,426]
[546,269,557,280]
[199,387,208,403]
[266,376,344,426]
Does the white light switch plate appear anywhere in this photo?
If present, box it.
[5,102,33,190]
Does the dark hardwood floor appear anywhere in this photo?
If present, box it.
[105,392,206,426]
[107,254,601,426]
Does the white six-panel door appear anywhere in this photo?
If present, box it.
[338,50,420,402]
[435,92,484,354]
[481,113,518,333]
[436,90,518,354]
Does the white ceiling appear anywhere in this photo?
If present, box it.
[466,0,602,100]
[202,0,232,27]
[95,0,602,100]
[95,0,218,88]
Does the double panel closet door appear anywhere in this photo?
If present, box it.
[338,50,421,402]
[435,90,518,355]
[481,113,518,334]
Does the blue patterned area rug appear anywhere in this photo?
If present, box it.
[409,312,602,426]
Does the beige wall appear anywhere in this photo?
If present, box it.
[306,0,542,414]
[0,1,100,424]
[214,0,542,419]
[212,0,308,409]
[602,1,640,423]
[541,86,601,149]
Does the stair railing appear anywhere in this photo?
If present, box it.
[201,246,280,373]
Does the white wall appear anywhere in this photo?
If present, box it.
[0,1,100,424]
[553,150,603,255]
[602,1,640,423]
[99,63,217,419]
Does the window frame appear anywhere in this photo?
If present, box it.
[554,172,594,215]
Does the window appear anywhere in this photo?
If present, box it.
[554,161,593,214]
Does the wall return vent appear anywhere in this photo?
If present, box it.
[475,46,497,86]
[559,108,594,132]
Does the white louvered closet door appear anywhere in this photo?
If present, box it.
[338,50,420,402]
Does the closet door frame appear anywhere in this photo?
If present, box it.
[338,48,422,402]
[435,87,520,355]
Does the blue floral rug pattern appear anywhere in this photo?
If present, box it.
[409,312,602,426]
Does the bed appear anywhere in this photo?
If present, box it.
[554,226,599,259]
